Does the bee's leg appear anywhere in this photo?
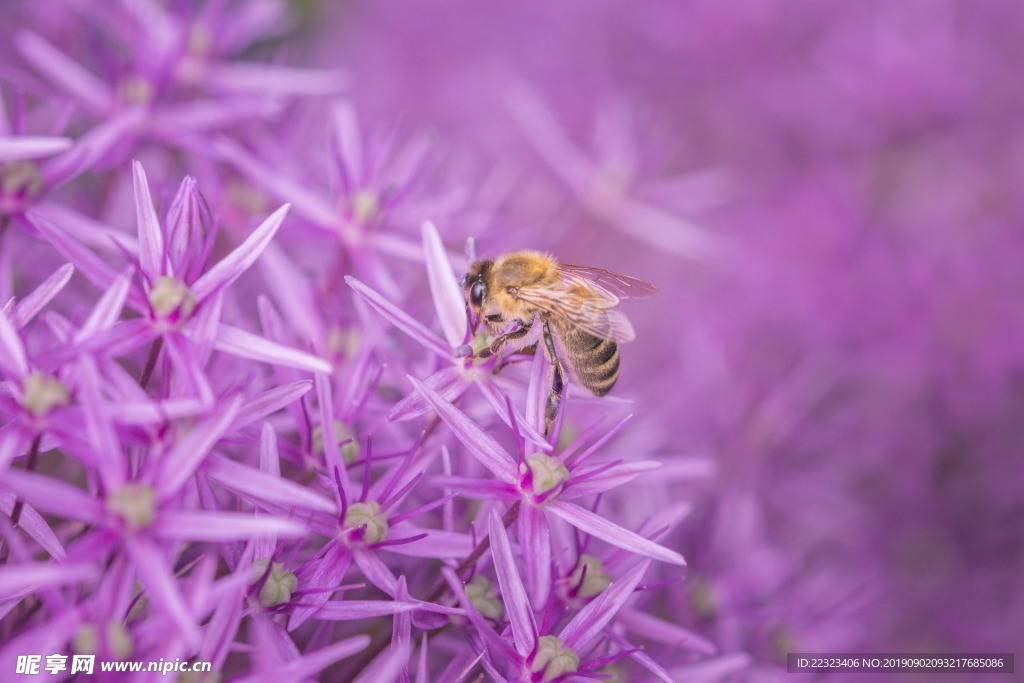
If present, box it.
[479,319,532,358]
[541,317,566,438]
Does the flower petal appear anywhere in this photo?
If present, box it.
[546,501,686,566]
[0,136,72,162]
[205,454,336,515]
[0,308,29,378]
[192,203,290,302]
[518,505,551,610]
[132,160,167,280]
[559,559,650,650]
[215,324,332,374]
[154,395,242,496]
[0,562,97,601]
[346,277,450,359]
[488,510,537,657]
[11,263,74,329]
[408,375,517,483]
[421,221,467,347]
[153,511,307,542]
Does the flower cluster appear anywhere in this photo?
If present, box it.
[3,1,1023,682]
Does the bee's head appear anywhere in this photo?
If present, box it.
[461,260,492,326]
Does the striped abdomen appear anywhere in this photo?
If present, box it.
[555,320,620,396]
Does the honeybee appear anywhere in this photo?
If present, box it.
[462,250,658,436]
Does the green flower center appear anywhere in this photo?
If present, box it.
[148,276,197,319]
[22,372,70,417]
[107,483,157,529]
[465,575,503,621]
[344,500,388,545]
[565,555,611,602]
[312,420,359,465]
[250,559,298,607]
[1,160,43,199]
[522,454,570,501]
[350,190,380,225]
[530,636,579,682]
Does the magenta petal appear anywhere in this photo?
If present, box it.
[213,137,339,227]
[331,101,363,190]
[192,203,290,302]
[132,161,167,280]
[215,324,332,374]
[617,608,716,654]
[407,375,517,483]
[1,470,106,524]
[476,381,550,451]
[488,510,537,657]
[10,263,74,329]
[155,395,242,496]
[559,560,650,651]
[0,562,97,601]
[353,550,398,596]
[234,380,312,430]
[232,637,371,683]
[387,366,465,422]
[15,31,113,113]
[208,63,350,96]
[560,460,663,500]
[289,544,352,631]
[346,276,451,359]
[441,567,519,667]
[205,454,336,515]
[546,501,686,566]
[124,535,199,646]
[0,492,63,559]
[153,511,307,541]
[26,213,131,305]
[315,600,422,620]
[0,309,29,378]
[518,505,551,610]
[421,221,467,347]
[77,267,132,339]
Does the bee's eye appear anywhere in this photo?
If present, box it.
[469,281,486,308]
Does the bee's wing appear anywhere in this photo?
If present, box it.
[514,282,637,343]
[557,264,659,299]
